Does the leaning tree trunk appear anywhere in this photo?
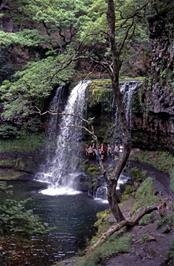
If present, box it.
[106,0,132,222]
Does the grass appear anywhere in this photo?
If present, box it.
[139,213,155,225]
[130,167,147,182]
[131,150,174,194]
[133,177,160,214]
[157,212,174,229]
[0,133,45,153]
[78,234,131,266]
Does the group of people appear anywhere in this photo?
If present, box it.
[85,143,123,162]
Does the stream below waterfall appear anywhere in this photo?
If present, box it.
[0,179,107,266]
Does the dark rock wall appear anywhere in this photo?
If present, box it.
[147,0,174,115]
[131,1,174,153]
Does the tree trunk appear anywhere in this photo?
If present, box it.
[107,179,125,222]
[106,0,132,222]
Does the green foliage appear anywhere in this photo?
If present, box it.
[0,199,49,237]
[94,210,111,236]
[0,182,13,193]
[133,177,160,213]
[0,133,45,152]
[0,51,75,119]
[0,29,45,47]
[79,0,148,49]
[131,151,174,173]
[139,213,155,225]
[85,164,100,177]
[130,167,147,182]
[78,234,131,266]
[21,0,89,29]
[88,80,112,110]
[157,213,174,229]
[170,168,174,193]
[121,185,135,201]
[0,124,19,138]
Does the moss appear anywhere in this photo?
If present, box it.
[94,210,111,236]
[78,234,131,266]
[131,150,174,174]
[88,79,112,110]
[0,159,17,168]
[121,185,136,201]
[131,86,144,113]
[130,167,147,182]
[133,177,160,213]
[170,168,174,193]
[157,212,174,229]
[139,213,155,225]
[0,133,45,152]
[84,163,100,177]
[0,169,24,180]
[139,234,155,244]
[120,76,145,82]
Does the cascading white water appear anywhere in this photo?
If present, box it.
[47,85,65,141]
[121,81,138,127]
[114,81,138,143]
[95,175,131,203]
[44,85,66,163]
[38,80,90,196]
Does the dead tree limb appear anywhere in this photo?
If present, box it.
[89,205,158,252]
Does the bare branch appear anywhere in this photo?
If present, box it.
[118,18,135,56]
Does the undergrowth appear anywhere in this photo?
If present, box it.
[0,183,49,238]
[131,150,174,173]
[133,177,160,214]
[78,234,131,266]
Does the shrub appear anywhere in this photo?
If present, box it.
[0,198,49,238]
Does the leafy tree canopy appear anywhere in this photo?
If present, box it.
[79,0,148,45]
[0,0,148,126]
[0,29,46,47]
[0,49,75,119]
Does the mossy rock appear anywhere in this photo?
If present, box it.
[87,79,113,110]
[84,163,101,177]
[0,157,39,173]
[0,169,25,180]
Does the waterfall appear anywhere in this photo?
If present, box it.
[47,85,66,141]
[95,81,137,203]
[121,81,138,127]
[44,85,67,163]
[38,80,90,196]
[114,81,138,144]
[95,175,131,203]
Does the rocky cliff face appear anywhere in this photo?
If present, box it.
[147,1,174,115]
[86,77,174,153]
[131,1,174,153]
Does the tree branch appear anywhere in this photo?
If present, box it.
[89,205,158,252]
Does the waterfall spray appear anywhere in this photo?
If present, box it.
[37,81,90,196]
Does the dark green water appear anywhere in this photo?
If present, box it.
[0,180,107,265]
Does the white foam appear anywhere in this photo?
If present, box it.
[94,197,108,204]
[40,186,81,196]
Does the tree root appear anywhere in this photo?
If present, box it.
[89,205,158,252]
